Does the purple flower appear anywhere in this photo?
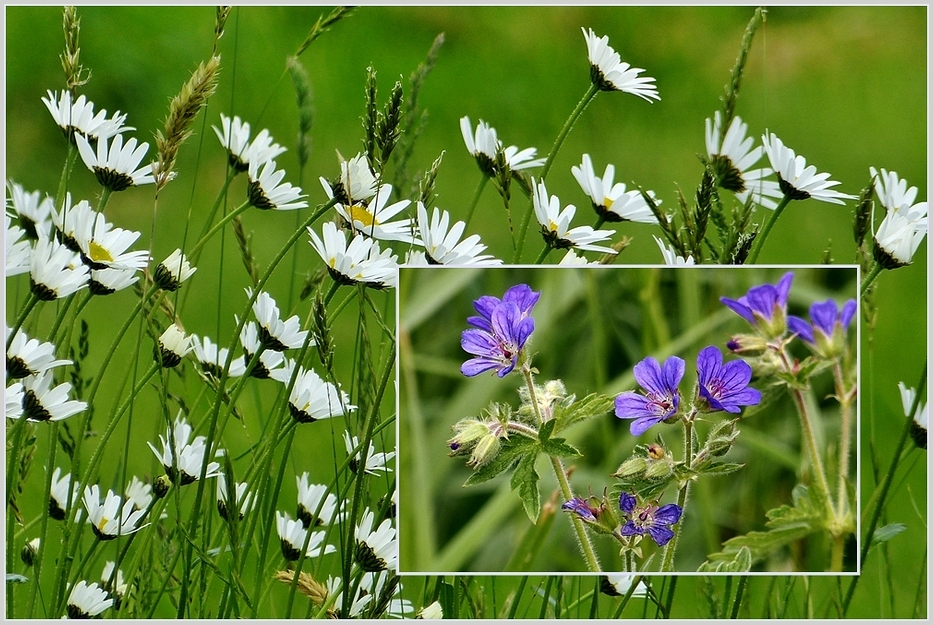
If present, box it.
[696,345,761,413]
[461,299,535,378]
[720,272,794,331]
[467,284,540,332]
[618,491,682,547]
[787,299,856,345]
[614,355,685,435]
[561,497,598,522]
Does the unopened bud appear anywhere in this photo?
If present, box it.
[21,538,39,567]
[468,433,501,469]
[613,456,647,478]
[153,475,172,499]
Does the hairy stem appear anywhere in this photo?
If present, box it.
[746,194,792,264]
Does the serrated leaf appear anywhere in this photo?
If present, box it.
[868,523,906,550]
[540,436,581,459]
[553,393,614,432]
[695,461,744,477]
[463,436,536,487]
[538,419,556,443]
[511,452,540,522]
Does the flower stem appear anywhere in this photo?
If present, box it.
[660,416,694,572]
[833,362,855,521]
[860,262,883,297]
[463,175,488,230]
[520,364,601,572]
[746,194,792,264]
[593,215,606,230]
[96,186,112,213]
[534,244,553,265]
[6,292,39,351]
[187,199,251,259]
[514,83,599,263]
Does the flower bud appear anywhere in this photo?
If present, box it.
[153,474,172,499]
[447,419,490,456]
[20,538,39,567]
[726,334,769,355]
[468,433,501,469]
[613,456,647,478]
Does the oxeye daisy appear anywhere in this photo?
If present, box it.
[704,112,782,209]
[51,194,95,253]
[100,561,128,605]
[899,381,928,450]
[418,601,444,620]
[246,159,308,210]
[216,474,253,521]
[354,508,397,572]
[82,484,149,540]
[360,571,413,618]
[460,116,545,177]
[869,167,927,269]
[88,267,139,296]
[238,320,287,379]
[7,180,54,239]
[75,132,155,191]
[49,467,80,521]
[532,179,616,254]
[269,360,354,423]
[871,166,928,222]
[42,89,131,141]
[148,417,222,485]
[558,249,599,265]
[416,202,502,265]
[276,511,335,561]
[247,288,310,351]
[191,334,246,378]
[582,28,659,101]
[296,474,344,528]
[65,580,114,619]
[10,371,87,422]
[212,113,286,172]
[5,215,32,277]
[334,183,418,244]
[155,324,194,368]
[319,152,380,206]
[153,248,196,291]
[571,154,659,223]
[761,132,855,205]
[6,327,71,379]
[343,430,395,476]
[75,211,149,271]
[307,222,399,290]
[124,476,153,512]
[653,236,695,266]
[601,574,649,598]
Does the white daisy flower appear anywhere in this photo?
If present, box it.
[296,474,344,527]
[871,167,928,222]
[42,90,132,141]
[361,571,413,618]
[101,561,128,600]
[705,112,783,209]
[417,600,444,620]
[653,235,695,266]
[460,116,545,177]
[191,334,246,378]
[6,327,72,379]
[75,132,155,191]
[270,360,355,423]
[761,132,856,205]
[416,202,502,265]
[5,382,24,421]
[247,288,310,352]
[334,183,418,244]
[51,194,96,253]
[344,431,395,476]
[873,210,927,269]
[7,180,54,239]
[148,417,222,485]
[65,580,113,619]
[9,372,87,422]
[75,211,149,271]
[558,249,598,266]
[326,576,372,618]
[899,381,928,449]
[213,113,286,172]
[82,484,149,540]
[154,248,196,291]
[5,215,32,277]
[276,511,335,561]
[216,473,253,521]
[319,153,380,206]
[49,467,80,521]
[125,476,153,512]
[308,222,399,290]
[88,267,140,296]
[402,250,430,266]
[156,324,194,368]
[238,320,287,379]
[354,508,397,572]
[571,154,659,223]
[246,159,308,211]
[533,179,617,254]
[21,537,40,567]
[582,28,659,101]
[601,574,649,598]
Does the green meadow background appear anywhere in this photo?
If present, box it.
[6,5,927,619]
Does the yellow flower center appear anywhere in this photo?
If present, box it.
[548,220,559,233]
[97,517,110,531]
[603,197,614,210]
[89,241,114,263]
[349,205,379,227]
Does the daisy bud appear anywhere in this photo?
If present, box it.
[21,538,39,567]
[153,475,172,499]
[155,324,194,368]
[154,249,196,291]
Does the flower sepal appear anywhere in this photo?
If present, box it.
[561,492,620,537]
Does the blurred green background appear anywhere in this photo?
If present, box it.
[5,4,927,618]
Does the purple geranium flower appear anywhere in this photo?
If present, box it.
[467,283,540,332]
[618,491,682,547]
[561,497,599,522]
[787,299,857,344]
[720,272,794,327]
[614,355,685,435]
[461,299,535,378]
[696,345,761,413]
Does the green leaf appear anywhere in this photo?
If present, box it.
[511,452,541,522]
[868,523,907,550]
[538,418,556,443]
[540,436,581,459]
[552,393,614,432]
[463,436,536,487]
[438,581,458,619]
[694,461,744,477]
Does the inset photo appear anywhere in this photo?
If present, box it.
[398,266,859,574]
